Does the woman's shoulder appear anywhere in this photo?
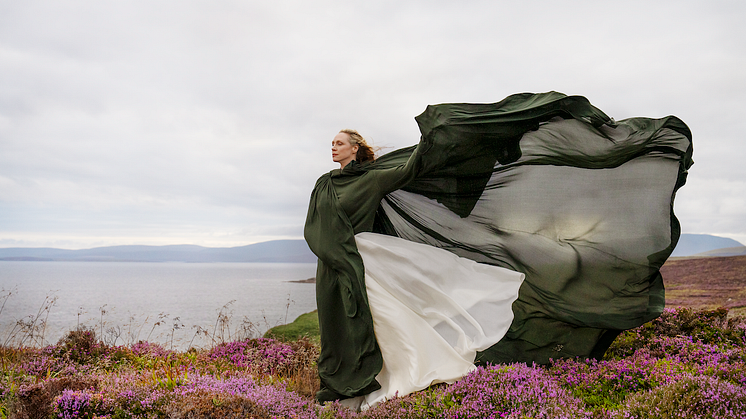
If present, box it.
[312,171,334,188]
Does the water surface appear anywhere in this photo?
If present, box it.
[0,261,317,349]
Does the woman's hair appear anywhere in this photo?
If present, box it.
[340,129,376,163]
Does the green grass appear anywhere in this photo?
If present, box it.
[264,310,320,343]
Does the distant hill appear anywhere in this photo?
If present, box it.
[1,233,741,262]
[0,240,316,263]
[693,246,746,258]
[671,234,744,257]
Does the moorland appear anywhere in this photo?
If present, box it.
[1,255,745,418]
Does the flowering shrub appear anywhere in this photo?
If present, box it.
[606,307,746,359]
[443,364,591,418]
[56,329,109,364]
[130,340,172,358]
[613,374,746,419]
[53,389,98,419]
[1,307,744,418]
[354,364,592,419]
[17,346,82,377]
[208,337,296,374]
[550,355,668,410]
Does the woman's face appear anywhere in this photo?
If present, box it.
[332,132,358,168]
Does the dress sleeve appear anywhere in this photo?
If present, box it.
[372,143,424,195]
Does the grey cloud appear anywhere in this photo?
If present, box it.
[1,0,745,248]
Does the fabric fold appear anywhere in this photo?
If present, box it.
[304,91,693,400]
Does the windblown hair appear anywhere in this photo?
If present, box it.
[340,129,376,163]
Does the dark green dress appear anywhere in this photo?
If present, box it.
[304,92,693,402]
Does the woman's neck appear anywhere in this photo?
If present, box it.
[339,158,356,170]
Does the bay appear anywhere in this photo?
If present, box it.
[0,261,317,350]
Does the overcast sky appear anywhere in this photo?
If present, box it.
[1,0,744,249]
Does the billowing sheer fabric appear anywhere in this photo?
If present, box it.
[350,232,524,410]
[304,92,693,402]
[375,113,692,364]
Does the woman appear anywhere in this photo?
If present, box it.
[304,92,693,408]
[320,129,525,409]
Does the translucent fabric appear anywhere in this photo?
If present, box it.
[376,115,692,363]
[349,232,524,410]
[304,92,693,400]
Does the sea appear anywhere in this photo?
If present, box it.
[0,261,317,350]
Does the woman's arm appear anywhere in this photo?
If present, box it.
[372,142,425,195]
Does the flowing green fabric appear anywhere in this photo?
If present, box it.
[304,150,422,401]
[304,91,693,401]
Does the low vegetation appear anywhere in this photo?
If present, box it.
[264,310,320,344]
[0,306,744,418]
[1,255,744,418]
[662,254,746,316]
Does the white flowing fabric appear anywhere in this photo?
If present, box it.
[348,232,525,410]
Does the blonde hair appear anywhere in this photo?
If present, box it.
[340,129,376,163]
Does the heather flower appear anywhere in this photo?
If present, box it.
[445,364,591,418]
[359,364,591,419]
[18,346,82,377]
[5,307,746,418]
[53,389,96,419]
[550,351,692,410]
[208,337,295,374]
[612,374,746,418]
[130,340,172,358]
[606,307,746,359]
